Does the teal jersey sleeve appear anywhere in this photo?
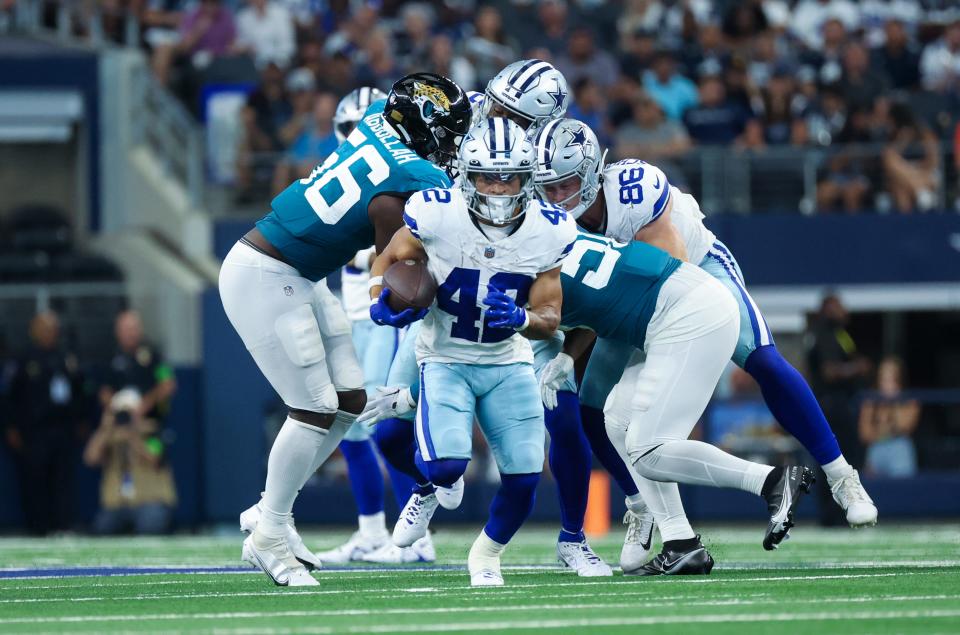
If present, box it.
[559,233,681,348]
[257,100,451,281]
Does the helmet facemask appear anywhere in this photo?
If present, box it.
[462,170,534,226]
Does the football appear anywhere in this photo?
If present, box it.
[383,259,436,312]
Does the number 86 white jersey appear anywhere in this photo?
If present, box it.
[403,188,578,365]
[600,159,716,265]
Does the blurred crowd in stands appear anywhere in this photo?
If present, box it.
[25,0,959,213]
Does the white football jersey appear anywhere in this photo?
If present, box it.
[403,187,578,365]
[339,265,371,322]
[601,159,716,265]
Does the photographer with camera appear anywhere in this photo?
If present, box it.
[83,389,177,535]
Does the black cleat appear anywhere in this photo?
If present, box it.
[762,465,816,551]
[624,535,715,576]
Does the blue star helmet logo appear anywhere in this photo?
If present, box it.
[566,128,587,148]
[548,83,566,112]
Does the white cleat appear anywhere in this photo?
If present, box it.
[436,476,465,510]
[620,508,656,573]
[557,539,613,577]
[393,492,440,547]
[470,569,505,587]
[242,532,319,587]
[315,530,390,564]
[361,533,437,563]
[830,469,878,527]
[239,503,321,570]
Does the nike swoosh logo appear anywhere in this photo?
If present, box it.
[653,174,661,189]
[662,549,702,570]
[640,527,653,551]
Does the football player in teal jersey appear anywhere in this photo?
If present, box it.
[220,73,471,587]
[541,233,816,573]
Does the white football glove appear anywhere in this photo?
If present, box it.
[539,352,574,410]
[357,385,416,426]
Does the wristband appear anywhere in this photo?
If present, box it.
[353,246,376,273]
[367,275,384,291]
[515,309,531,332]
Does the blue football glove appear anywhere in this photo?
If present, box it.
[369,289,428,327]
[482,286,528,330]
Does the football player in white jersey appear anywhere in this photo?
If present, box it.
[364,61,652,577]
[368,117,577,586]
[533,119,878,565]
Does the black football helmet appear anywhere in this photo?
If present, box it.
[383,72,472,168]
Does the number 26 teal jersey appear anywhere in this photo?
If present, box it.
[559,233,681,347]
[257,100,452,282]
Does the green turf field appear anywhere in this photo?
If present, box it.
[1,524,958,634]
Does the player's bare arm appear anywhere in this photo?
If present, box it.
[633,200,688,262]
[520,266,563,340]
[560,326,597,361]
[368,193,411,254]
[369,226,427,300]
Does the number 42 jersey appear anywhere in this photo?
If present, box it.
[403,188,578,366]
[257,100,451,282]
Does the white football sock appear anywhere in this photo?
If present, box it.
[260,415,348,538]
[635,478,695,542]
[359,511,387,537]
[821,455,853,484]
[468,529,506,573]
[635,440,774,496]
[625,493,646,515]
[606,418,694,542]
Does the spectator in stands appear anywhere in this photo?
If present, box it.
[5,312,89,535]
[642,51,699,121]
[393,3,435,72]
[747,30,788,89]
[618,28,658,79]
[682,73,755,146]
[526,0,570,58]
[920,20,960,94]
[815,99,875,212]
[805,293,871,524]
[152,0,237,85]
[354,28,400,93]
[790,0,861,51]
[871,18,921,89]
[235,0,296,70]
[84,389,177,535]
[721,0,769,48]
[882,102,941,212]
[555,27,620,90]
[613,93,691,188]
[841,41,892,112]
[271,90,339,195]
[100,310,177,426]
[858,356,920,477]
[680,22,730,81]
[236,63,293,195]
[757,66,804,145]
[463,6,518,90]
[424,34,476,93]
[800,17,847,86]
[567,78,611,148]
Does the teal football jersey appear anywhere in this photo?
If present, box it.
[257,100,452,281]
[559,233,681,347]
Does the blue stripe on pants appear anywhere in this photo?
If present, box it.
[707,252,761,346]
[416,364,437,460]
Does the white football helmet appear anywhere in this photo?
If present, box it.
[483,59,570,130]
[532,118,606,219]
[333,87,388,142]
[458,117,536,226]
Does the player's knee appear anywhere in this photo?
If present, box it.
[337,388,367,415]
[503,441,545,475]
[630,444,663,477]
[289,408,336,429]
[424,458,468,487]
[544,392,581,442]
[374,417,413,451]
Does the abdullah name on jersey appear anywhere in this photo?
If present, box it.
[256,99,452,282]
[600,159,716,265]
[403,187,578,366]
[559,232,681,347]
